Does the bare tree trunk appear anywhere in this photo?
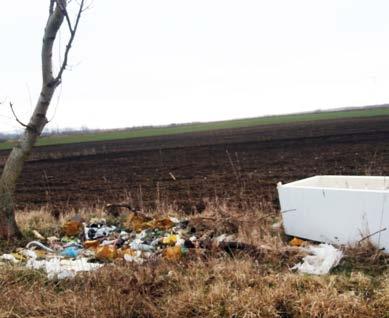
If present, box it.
[0,0,83,239]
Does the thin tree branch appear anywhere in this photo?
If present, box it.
[81,1,94,12]
[56,0,73,34]
[9,103,31,130]
[359,227,387,243]
[54,0,85,84]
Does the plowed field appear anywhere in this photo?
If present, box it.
[1,116,389,211]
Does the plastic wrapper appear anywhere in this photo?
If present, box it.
[95,245,118,261]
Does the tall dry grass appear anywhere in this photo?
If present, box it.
[0,204,387,318]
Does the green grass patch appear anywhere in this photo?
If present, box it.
[1,107,389,150]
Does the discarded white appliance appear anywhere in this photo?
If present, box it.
[277,175,388,253]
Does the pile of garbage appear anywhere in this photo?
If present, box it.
[0,211,345,279]
[0,212,207,279]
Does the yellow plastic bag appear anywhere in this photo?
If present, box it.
[162,234,178,245]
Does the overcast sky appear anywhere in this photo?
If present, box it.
[1,0,389,133]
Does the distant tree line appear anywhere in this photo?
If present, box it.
[40,122,203,137]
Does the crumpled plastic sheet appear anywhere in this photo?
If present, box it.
[26,257,103,280]
[26,241,55,253]
[0,254,18,264]
[292,243,343,275]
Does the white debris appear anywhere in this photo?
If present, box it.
[26,257,103,280]
[123,250,144,264]
[214,233,235,244]
[21,249,37,259]
[215,234,228,243]
[26,241,55,253]
[0,254,18,264]
[292,244,343,275]
[175,238,186,246]
[32,230,45,241]
[271,221,283,230]
[169,216,180,223]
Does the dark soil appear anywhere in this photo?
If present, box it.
[1,116,389,211]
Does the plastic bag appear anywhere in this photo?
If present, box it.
[95,245,118,261]
[163,246,188,261]
[292,244,343,275]
[62,215,83,236]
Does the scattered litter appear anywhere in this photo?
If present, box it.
[84,240,100,249]
[271,221,282,230]
[62,215,84,236]
[0,254,18,264]
[61,246,81,258]
[292,243,343,275]
[21,249,37,259]
[84,219,116,240]
[32,230,45,240]
[163,246,187,261]
[95,245,118,261]
[1,209,270,279]
[289,237,305,247]
[26,241,55,253]
[162,234,178,245]
[123,250,143,264]
[214,233,235,244]
[1,211,241,279]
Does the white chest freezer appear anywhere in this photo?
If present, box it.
[277,175,388,253]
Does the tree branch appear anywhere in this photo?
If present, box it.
[9,103,28,129]
[56,0,73,34]
[9,103,37,133]
[54,0,85,84]
[359,227,387,243]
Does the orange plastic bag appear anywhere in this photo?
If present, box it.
[95,245,118,261]
[62,215,83,236]
[289,237,305,247]
[84,240,100,249]
[126,213,152,232]
[163,246,182,261]
[151,218,175,230]
[118,248,137,259]
[126,212,175,232]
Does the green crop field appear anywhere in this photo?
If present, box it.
[1,106,389,151]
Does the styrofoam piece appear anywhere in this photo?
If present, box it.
[277,175,389,253]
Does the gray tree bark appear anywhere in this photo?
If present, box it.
[0,0,84,239]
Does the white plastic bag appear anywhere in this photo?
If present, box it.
[26,257,103,279]
[292,244,343,275]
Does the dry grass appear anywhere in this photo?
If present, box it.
[0,204,388,318]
